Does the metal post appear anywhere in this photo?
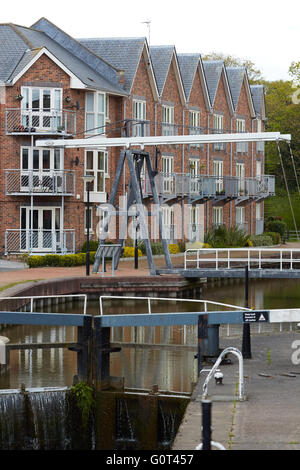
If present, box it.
[202,400,212,451]
[242,265,252,359]
[134,219,139,270]
[86,181,91,276]
[197,314,208,375]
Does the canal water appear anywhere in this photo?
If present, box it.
[1,278,300,393]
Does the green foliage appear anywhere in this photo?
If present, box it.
[81,240,100,252]
[70,382,95,429]
[250,234,273,247]
[204,225,249,248]
[27,252,97,268]
[264,190,300,230]
[263,231,281,244]
[265,219,287,237]
[122,246,142,258]
[202,52,263,83]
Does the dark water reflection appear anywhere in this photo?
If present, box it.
[1,278,299,392]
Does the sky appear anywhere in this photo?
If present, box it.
[2,0,300,82]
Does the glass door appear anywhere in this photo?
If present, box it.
[20,207,60,252]
[162,156,174,193]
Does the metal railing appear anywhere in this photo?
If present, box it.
[188,224,204,243]
[201,347,245,401]
[5,169,75,196]
[0,294,87,314]
[5,229,75,255]
[5,108,76,135]
[99,295,251,316]
[122,119,151,137]
[184,248,300,271]
[161,122,181,136]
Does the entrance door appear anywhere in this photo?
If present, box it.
[20,207,61,252]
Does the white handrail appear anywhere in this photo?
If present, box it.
[99,295,252,316]
[202,347,244,401]
[195,441,226,451]
[0,294,87,315]
[184,248,300,271]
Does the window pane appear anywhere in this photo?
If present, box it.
[55,90,62,110]
[86,114,94,133]
[32,90,40,109]
[97,172,104,192]
[97,93,105,113]
[97,152,105,170]
[33,150,39,170]
[97,114,105,133]
[43,150,50,170]
[21,149,29,170]
[54,149,61,170]
[43,90,51,110]
[86,93,94,112]
[55,208,61,230]
[22,88,29,110]
[86,152,94,170]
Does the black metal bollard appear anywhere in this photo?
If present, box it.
[242,265,252,359]
[202,400,212,451]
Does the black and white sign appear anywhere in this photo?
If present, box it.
[243,311,269,323]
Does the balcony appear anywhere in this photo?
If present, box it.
[188,126,205,150]
[236,141,249,154]
[161,123,181,136]
[257,141,265,154]
[5,229,75,255]
[5,108,76,135]
[122,119,151,137]
[213,176,239,202]
[5,169,75,196]
[236,176,275,204]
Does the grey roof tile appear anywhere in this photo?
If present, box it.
[202,60,224,105]
[177,54,200,100]
[226,67,246,110]
[0,25,28,82]
[2,24,126,95]
[149,46,174,96]
[78,37,145,94]
[250,85,265,116]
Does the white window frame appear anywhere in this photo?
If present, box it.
[85,91,106,135]
[162,105,175,136]
[189,110,200,129]
[213,160,224,193]
[84,150,108,203]
[213,114,223,132]
[213,206,223,226]
[236,118,246,133]
[21,86,63,130]
[21,146,63,171]
[133,99,147,136]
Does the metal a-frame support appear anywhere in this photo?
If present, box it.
[92,149,173,276]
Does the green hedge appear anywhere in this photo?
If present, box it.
[250,234,273,247]
[27,252,96,268]
[263,231,281,245]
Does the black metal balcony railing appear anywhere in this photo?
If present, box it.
[5,108,76,135]
[5,170,75,196]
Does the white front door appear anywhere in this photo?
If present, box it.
[21,207,61,252]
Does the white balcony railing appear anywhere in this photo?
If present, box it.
[5,108,76,135]
[5,169,75,196]
[5,229,75,255]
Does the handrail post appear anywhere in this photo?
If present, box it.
[202,400,212,451]
[242,265,252,359]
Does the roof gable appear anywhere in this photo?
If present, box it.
[226,67,255,117]
[150,46,186,105]
[177,53,211,110]
[203,60,234,115]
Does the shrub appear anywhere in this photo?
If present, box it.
[81,240,100,252]
[263,231,281,245]
[204,225,249,248]
[250,234,273,247]
[168,244,180,254]
[265,220,287,237]
[122,246,142,258]
[27,256,45,268]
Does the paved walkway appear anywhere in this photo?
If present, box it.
[173,330,300,451]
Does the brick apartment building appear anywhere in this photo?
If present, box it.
[0,17,272,256]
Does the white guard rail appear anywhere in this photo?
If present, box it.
[99,295,251,316]
[0,294,87,315]
[184,248,300,271]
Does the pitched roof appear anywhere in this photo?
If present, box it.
[226,67,246,109]
[202,60,224,105]
[250,84,266,118]
[0,24,31,82]
[78,37,146,94]
[149,46,175,97]
[177,53,211,110]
